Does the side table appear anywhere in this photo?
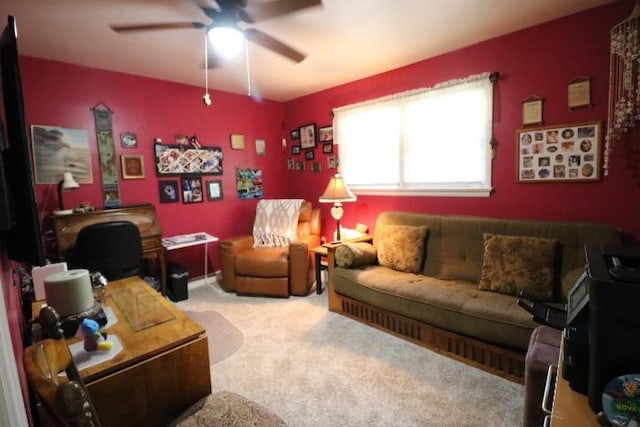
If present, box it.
[310,246,328,294]
[163,232,219,284]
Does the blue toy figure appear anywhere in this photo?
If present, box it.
[80,318,113,352]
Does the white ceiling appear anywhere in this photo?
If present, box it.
[1,0,615,102]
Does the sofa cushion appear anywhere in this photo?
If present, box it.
[335,242,377,268]
[479,233,557,300]
[377,225,429,273]
[333,265,539,350]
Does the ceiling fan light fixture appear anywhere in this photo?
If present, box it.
[207,26,245,58]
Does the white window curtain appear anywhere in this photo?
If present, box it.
[334,72,495,197]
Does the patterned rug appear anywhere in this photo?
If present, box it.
[175,391,287,427]
[184,310,244,364]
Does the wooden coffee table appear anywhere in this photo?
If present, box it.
[39,277,211,427]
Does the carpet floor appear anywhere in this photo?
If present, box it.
[176,281,525,427]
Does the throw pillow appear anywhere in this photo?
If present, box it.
[377,224,429,273]
[479,233,557,300]
[335,242,377,268]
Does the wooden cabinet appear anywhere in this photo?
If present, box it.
[51,204,167,294]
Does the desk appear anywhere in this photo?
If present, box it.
[163,232,218,284]
[51,204,167,294]
[36,277,211,426]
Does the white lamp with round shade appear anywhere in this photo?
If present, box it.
[319,174,356,242]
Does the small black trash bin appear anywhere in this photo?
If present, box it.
[168,263,189,302]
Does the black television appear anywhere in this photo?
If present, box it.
[0,15,46,266]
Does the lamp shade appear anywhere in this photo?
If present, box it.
[61,172,79,190]
[319,174,356,203]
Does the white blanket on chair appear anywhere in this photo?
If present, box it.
[252,199,304,247]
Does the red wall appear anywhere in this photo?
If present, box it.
[18,0,640,283]
[283,0,640,244]
[20,58,290,276]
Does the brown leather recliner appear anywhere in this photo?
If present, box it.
[219,201,321,297]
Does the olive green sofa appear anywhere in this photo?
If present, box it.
[326,212,621,383]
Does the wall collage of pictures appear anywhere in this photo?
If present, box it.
[517,121,601,183]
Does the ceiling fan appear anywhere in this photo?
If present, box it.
[110,0,322,68]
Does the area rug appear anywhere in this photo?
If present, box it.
[174,391,287,427]
[178,282,525,426]
[184,310,244,364]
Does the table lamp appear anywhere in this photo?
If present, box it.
[54,171,79,215]
[319,173,357,242]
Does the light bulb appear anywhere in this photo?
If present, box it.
[207,27,244,58]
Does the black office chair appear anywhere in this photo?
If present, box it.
[66,221,143,281]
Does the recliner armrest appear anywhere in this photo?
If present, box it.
[219,235,254,292]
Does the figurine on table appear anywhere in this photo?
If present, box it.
[80,318,112,352]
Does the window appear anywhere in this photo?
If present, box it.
[334,72,496,197]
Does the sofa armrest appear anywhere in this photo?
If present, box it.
[219,235,254,292]
[289,235,321,296]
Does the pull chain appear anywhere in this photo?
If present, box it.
[203,32,211,106]
[245,38,251,97]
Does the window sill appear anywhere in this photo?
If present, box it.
[352,187,493,198]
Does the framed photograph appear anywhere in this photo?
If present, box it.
[206,180,223,201]
[120,132,138,148]
[295,161,305,171]
[255,138,266,155]
[318,126,333,142]
[181,177,203,203]
[290,129,299,140]
[305,150,315,160]
[299,123,317,149]
[31,125,93,184]
[158,180,179,203]
[327,155,337,169]
[287,158,296,170]
[154,143,223,176]
[230,134,245,150]
[292,145,301,155]
[568,77,591,109]
[121,154,145,179]
[236,168,263,199]
[312,162,322,172]
[517,121,602,183]
[322,143,333,154]
[522,97,544,126]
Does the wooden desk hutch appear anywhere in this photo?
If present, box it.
[51,204,167,294]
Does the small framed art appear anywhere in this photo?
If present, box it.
[120,132,138,148]
[305,150,315,160]
[318,126,333,142]
[158,180,179,203]
[290,129,299,140]
[568,77,591,109]
[322,143,333,154]
[255,138,266,155]
[181,177,203,203]
[299,123,317,149]
[206,180,223,201]
[291,145,301,155]
[230,134,245,150]
[121,154,145,179]
[522,97,544,126]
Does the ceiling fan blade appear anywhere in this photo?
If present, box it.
[110,22,207,33]
[245,0,322,22]
[243,28,306,63]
